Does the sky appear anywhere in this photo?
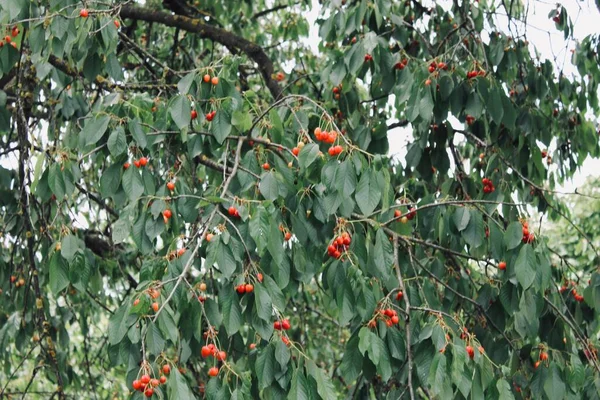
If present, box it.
[302,0,600,193]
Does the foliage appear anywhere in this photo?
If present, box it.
[1,0,600,399]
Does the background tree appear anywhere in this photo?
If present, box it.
[1,0,600,399]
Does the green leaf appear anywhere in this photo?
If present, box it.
[112,218,130,244]
[128,118,147,149]
[298,143,320,171]
[168,369,195,400]
[49,252,69,294]
[48,164,66,199]
[515,244,536,290]
[108,302,133,345]
[169,95,191,130]
[340,333,363,382]
[231,110,252,131]
[146,323,165,355]
[453,207,471,231]
[487,87,505,123]
[307,360,337,400]
[177,72,196,95]
[355,171,382,216]
[259,171,279,201]
[60,234,81,262]
[288,369,311,400]
[544,364,566,400]
[210,108,232,145]
[256,344,276,389]
[254,283,273,322]
[122,167,144,201]
[275,339,291,367]
[496,378,515,400]
[504,222,523,250]
[335,161,357,197]
[107,128,127,156]
[100,163,122,198]
[462,210,484,247]
[82,115,111,147]
[221,288,243,336]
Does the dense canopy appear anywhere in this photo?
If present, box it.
[1,0,600,399]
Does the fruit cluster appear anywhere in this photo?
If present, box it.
[466,70,486,79]
[481,177,495,193]
[327,231,351,259]
[291,141,304,156]
[367,307,399,328]
[201,343,227,361]
[10,275,25,288]
[131,365,170,397]
[521,220,535,243]
[394,58,409,70]
[1,26,19,49]
[332,85,341,100]
[205,110,216,121]
[273,318,291,330]
[203,74,219,85]
[364,53,373,62]
[132,157,149,168]
[314,127,337,144]
[428,61,448,73]
[228,206,240,218]
[236,283,254,294]
[327,145,343,156]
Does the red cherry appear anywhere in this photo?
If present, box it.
[134,160,141,168]
[139,157,148,166]
[163,209,172,219]
[236,284,246,294]
[396,291,404,301]
[123,162,130,169]
[159,375,167,384]
[167,181,175,191]
[249,343,256,350]
[144,388,154,397]
[191,110,198,120]
[133,298,140,306]
[428,65,436,73]
[466,345,475,359]
[162,365,171,375]
[391,315,399,324]
[262,162,271,170]
[245,284,254,293]
[257,273,263,282]
[384,309,394,317]
[140,375,151,384]
[282,319,291,330]
[114,20,120,29]
[201,345,212,358]
[150,378,159,387]
[292,147,299,156]
[132,380,142,390]
[274,321,282,330]
[394,209,401,218]
[151,302,159,312]
[228,206,237,216]
[11,27,19,37]
[208,366,219,377]
[216,351,227,361]
[498,261,506,271]
[203,74,210,83]
[80,8,89,18]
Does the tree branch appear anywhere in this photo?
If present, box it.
[119,4,282,99]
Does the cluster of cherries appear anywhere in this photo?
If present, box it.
[205,110,216,121]
[533,351,549,369]
[314,127,343,156]
[521,220,535,244]
[364,53,373,62]
[10,275,25,288]
[332,85,341,100]
[481,177,495,193]
[291,141,304,156]
[368,308,400,328]
[427,61,448,73]
[1,26,19,49]
[393,58,409,70]
[559,282,585,303]
[123,156,149,170]
[166,247,186,261]
[236,283,254,294]
[133,287,161,313]
[327,231,352,259]
[203,74,220,86]
[227,206,240,218]
[273,318,291,331]
[466,70,486,79]
[131,365,170,397]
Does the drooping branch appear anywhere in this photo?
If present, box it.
[119,4,283,99]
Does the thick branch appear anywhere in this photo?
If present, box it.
[119,5,282,99]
